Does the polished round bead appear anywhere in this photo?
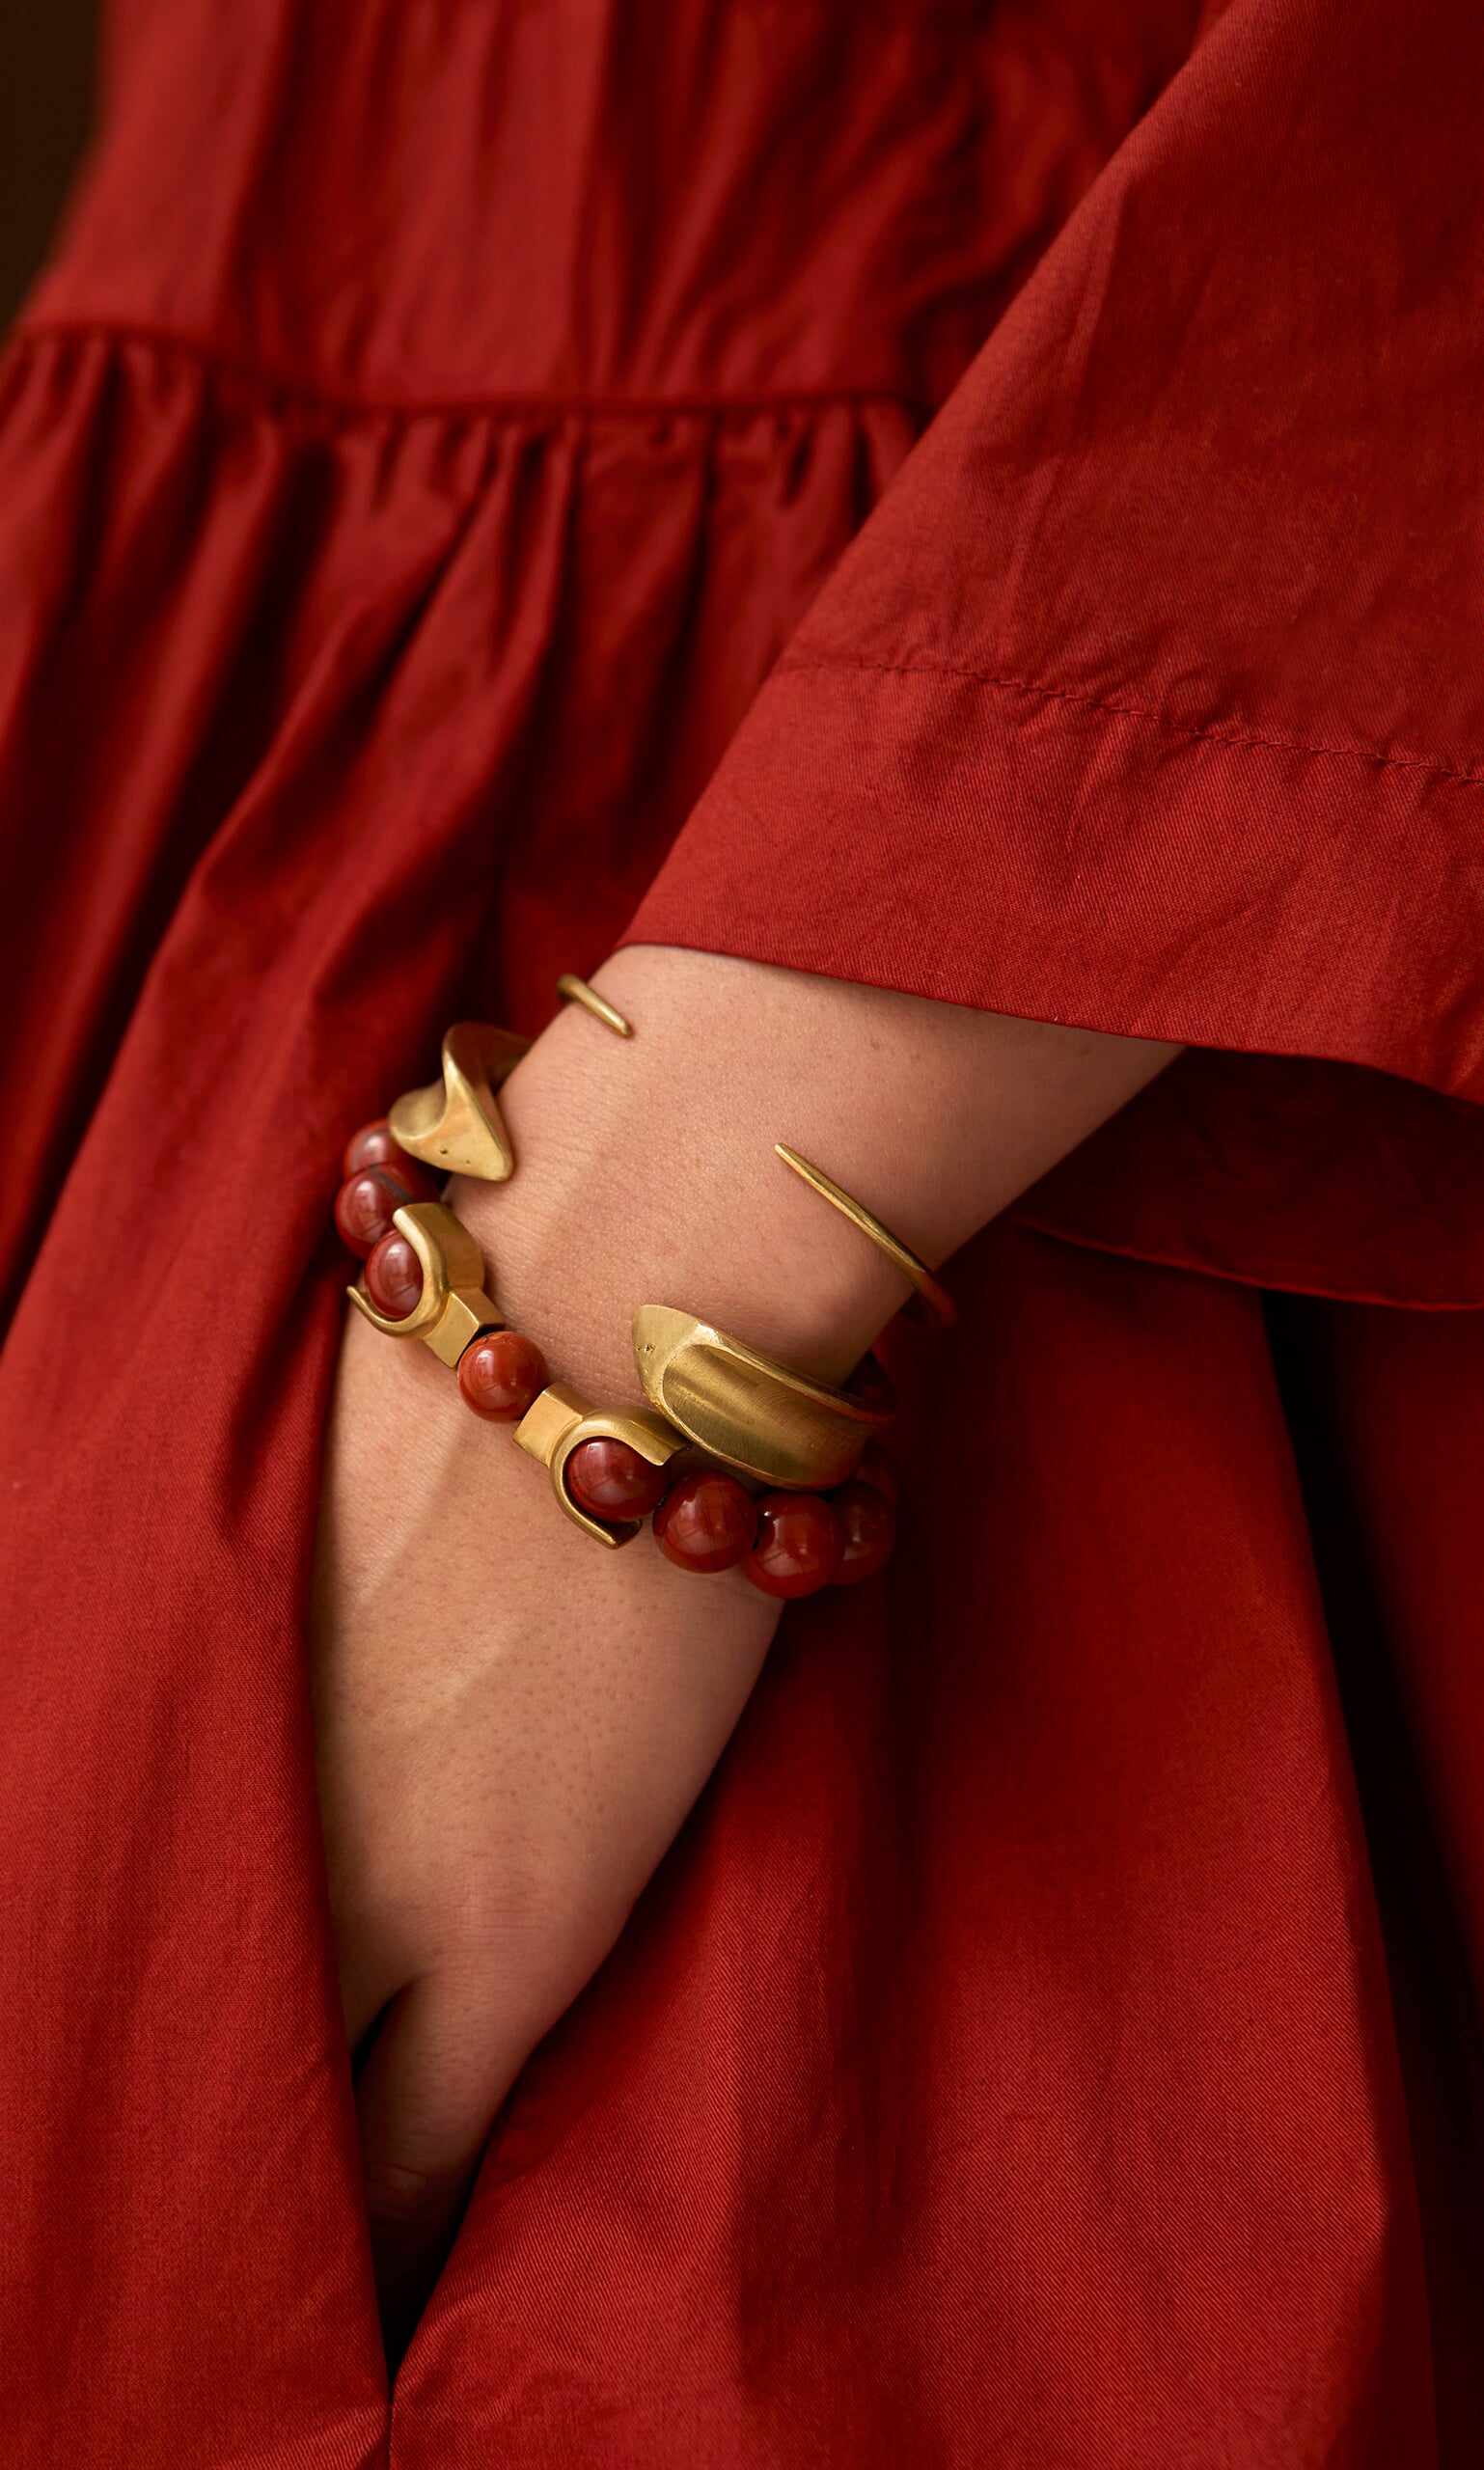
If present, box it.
[455,1329,549,1422]
[364,1230,425,1320]
[343,1119,440,1196]
[342,1117,402,1178]
[565,1437,672,1521]
[333,1160,437,1258]
[829,1479,896,1585]
[335,1168,403,1259]
[654,1470,757,1574]
[744,1491,842,1599]
[853,1441,900,1507]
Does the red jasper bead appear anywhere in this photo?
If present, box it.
[342,1118,403,1178]
[344,1119,440,1194]
[456,1329,549,1422]
[364,1230,425,1320]
[383,1154,439,1203]
[654,1470,757,1574]
[335,1169,399,1259]
[334,1161,437,1258]
[853,1441,900,1507]
[829,1479,896,1585]
[566,1437,671,1522]
[744,1491,842,1599]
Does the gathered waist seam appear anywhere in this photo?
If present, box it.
[12,316,928,426]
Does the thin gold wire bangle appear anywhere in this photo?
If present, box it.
[556,972,952,1327]
[557,974,634,1037]
[775,1143,957,1331]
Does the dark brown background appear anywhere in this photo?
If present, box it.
[0,0,97,328]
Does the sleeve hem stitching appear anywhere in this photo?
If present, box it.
[776,651,1484,793]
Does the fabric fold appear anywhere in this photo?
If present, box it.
[622,0,1484,1304]
[6,1,1483,2460]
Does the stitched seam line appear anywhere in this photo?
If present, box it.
[12,318,925,425]
[776,651,1484,793]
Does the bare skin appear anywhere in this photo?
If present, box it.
[312,943,1178,2357]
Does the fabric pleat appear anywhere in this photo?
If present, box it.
[389,1232,1439,2466]
[3,2,1482,2464]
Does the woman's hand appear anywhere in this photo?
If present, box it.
[313,1306,781,2356]
[311,944,1178,2356]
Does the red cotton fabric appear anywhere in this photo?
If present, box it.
[2,1,1483,2463]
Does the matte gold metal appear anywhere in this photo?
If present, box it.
[632,1305,891,1491]
[346,1201,504,1367]
[774,1143,956,1330]
[512,1381,590,1472]
[388,1022,529,1182]
[514,1379,687,1547]
[557,974,634,1038]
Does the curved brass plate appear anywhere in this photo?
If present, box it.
[347,1201,504,1366]
[388,1022,529,1182]
[631,1306,892,1491]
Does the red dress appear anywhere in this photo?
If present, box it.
[4,1,1484,2460]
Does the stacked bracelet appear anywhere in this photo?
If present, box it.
[331,1139,898,1598]
[330,983,948,1603]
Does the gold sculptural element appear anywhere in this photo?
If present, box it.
[556,974,634,1038]
[774,1144,957,1330]
[554,983,948,1327]
[515,1380,687,1547]
[388,1021,529,1182]
[631,1305,892,1491]
[347,1201,505,1367]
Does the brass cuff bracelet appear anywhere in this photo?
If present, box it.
[563,974,953,1328]
[348,1201,892,1502]
[339,1192,897,1590]
[633,1305,890,1492]
[385,980,955,1333]
[773,1144,956,1331]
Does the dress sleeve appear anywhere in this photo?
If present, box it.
[619,0,1484,1304]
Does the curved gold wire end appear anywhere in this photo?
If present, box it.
[388,1023,527,1183]
[557,973,634,1037]
[775,1143,957,1331]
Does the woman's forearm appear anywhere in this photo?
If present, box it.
[320,947,1178,2338]
[452,945,1181,1395]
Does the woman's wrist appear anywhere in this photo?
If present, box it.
[446,944,1180,1410]
[450,974,904,1401]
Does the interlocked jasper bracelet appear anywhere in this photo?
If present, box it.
[329,985,949,1599]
